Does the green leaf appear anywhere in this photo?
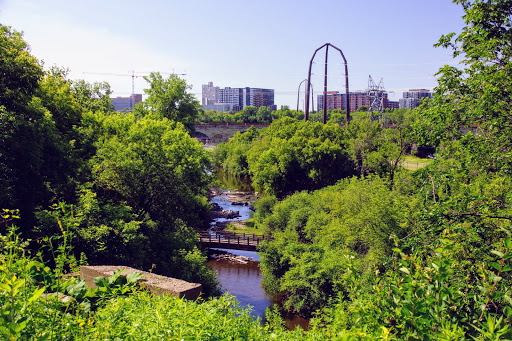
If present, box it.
[501,265,512,272]
[126,272,144,283]
[490,275,502,283]
[489,262,501,272]
[27,287,45,304]
[11,279,24,291]
[399,267,410,275]
[505,237,512,249]
[491,250,505,258]
[8,319,27,333]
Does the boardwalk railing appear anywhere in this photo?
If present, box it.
[198,231,272,251]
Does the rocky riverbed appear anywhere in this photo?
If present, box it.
[209,187,256,230]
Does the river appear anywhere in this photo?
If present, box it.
[207,169,309,330]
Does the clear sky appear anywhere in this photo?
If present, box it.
[1,0,466,108]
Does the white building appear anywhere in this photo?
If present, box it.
[202,82,276,112]
[399,89,432,109]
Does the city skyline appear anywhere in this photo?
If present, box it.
[1,0,465,108]
[202,82,276,112]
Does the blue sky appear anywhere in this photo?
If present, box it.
[1,0,465,108]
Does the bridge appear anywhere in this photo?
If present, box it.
[198,230,272,251]
[193,122,479,146]
[194,123,270,144]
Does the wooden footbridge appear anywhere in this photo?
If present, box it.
[198,231,272,251]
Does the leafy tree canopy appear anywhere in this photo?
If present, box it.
[138,72,200,133]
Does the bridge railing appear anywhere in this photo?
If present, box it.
[195,123,271,127]
[198,230,272,251]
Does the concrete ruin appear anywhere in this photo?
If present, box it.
[80,265,202,300]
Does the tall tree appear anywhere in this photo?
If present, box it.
[71,79,114,113]
[256,106,272,123]
[420,0,512,172]
[139,72,200,133]
[0,26,43,114]
[90,112,211,229]
[0,26,49,225]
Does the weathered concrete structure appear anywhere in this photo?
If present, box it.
[80,265,202,300]
[194,123,269,144]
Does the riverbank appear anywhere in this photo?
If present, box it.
[207,183,309,330]
[209,187,257,231]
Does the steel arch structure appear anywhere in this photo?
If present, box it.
[304,43,350,124]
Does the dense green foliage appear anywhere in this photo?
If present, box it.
[3,0,512,339]
[0,26,218,296]
[197,106,357,124]
[2,206,511,340]
[214,114,413,196]
[258,176,415,316]
[137,73,200,133]
[214,118,356,196]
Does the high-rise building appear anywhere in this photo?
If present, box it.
[387,101,400,110]
[112,94,142,112]
[202,82,276,112]
[202,81,219,106]
[317,91,389,112]
[399,89,432,109]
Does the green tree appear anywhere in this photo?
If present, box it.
[238,106,257,123]
[0,26,43,114]
[344,119,403,179]
[418,0,512,171]
[71,79,114,113]
[247,118,353,195]
[90,112,211,229]
[259,176,414,316]
[0,27,68,228]
[256,106,272,123]
[138,73,199,133]
[271,106,304,121]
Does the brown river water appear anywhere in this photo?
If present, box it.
[207,248,309,330]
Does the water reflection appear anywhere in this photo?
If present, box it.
[207,249,309,330]
[207,258,271,321]
[214,167,254,192]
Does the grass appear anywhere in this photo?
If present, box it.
[400,155,433,171]
[224,218,266,235]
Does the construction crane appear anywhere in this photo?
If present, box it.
[83,70,187,95]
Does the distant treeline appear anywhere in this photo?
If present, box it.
[197,105,382,124]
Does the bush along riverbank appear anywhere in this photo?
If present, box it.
[3,215,511,340]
